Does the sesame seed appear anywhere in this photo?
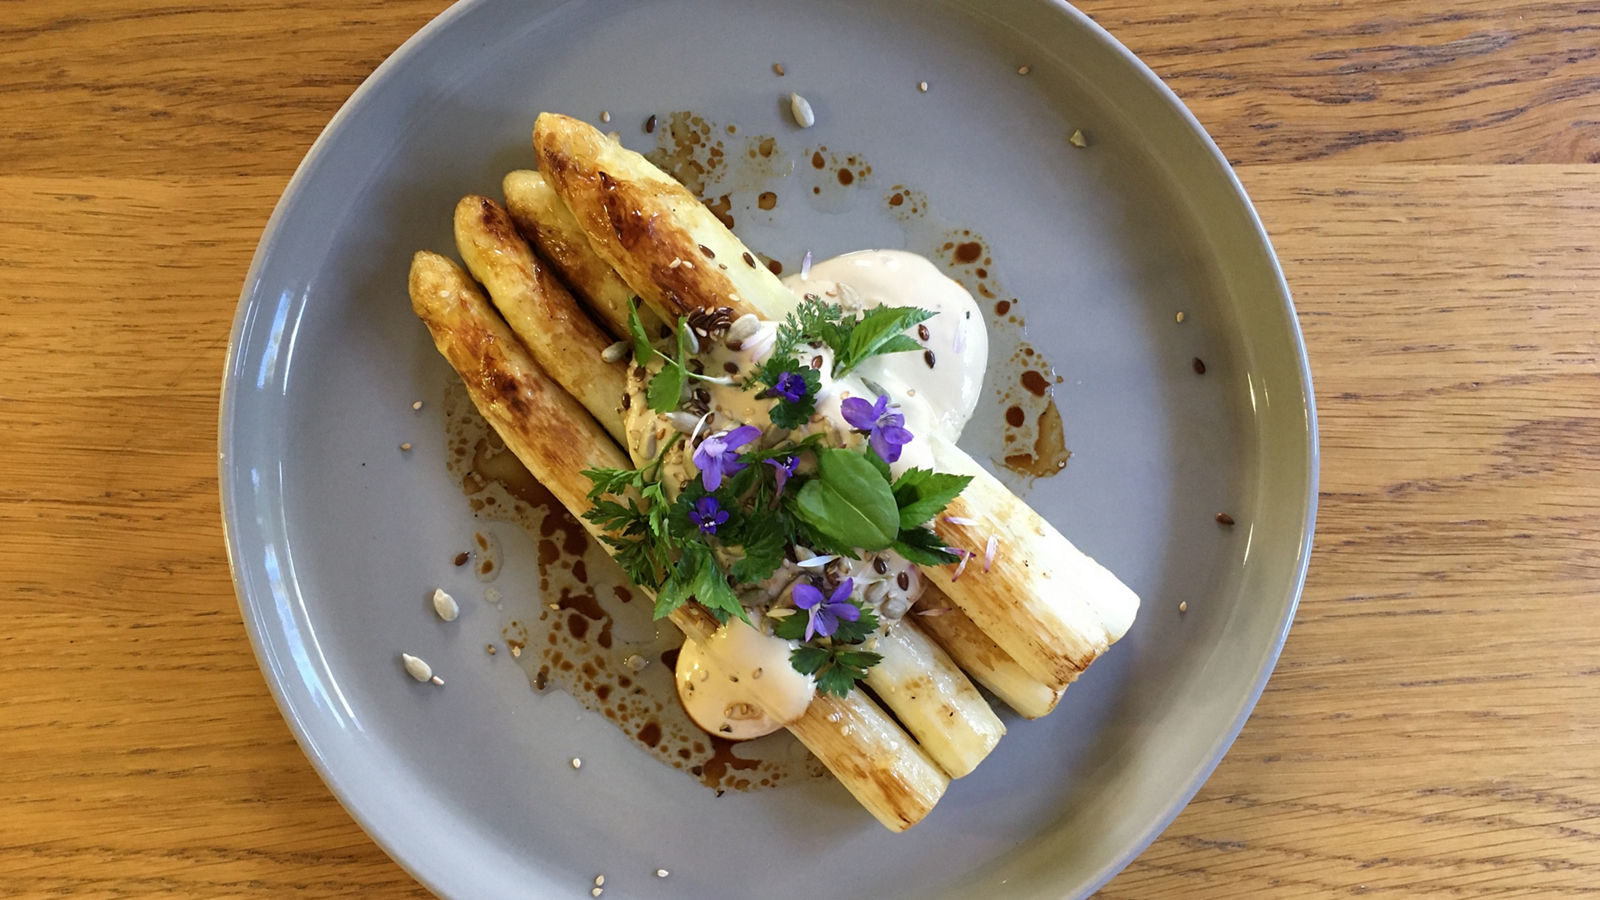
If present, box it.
[594,875,605,887]
[571,757,582,769]
[1017,65,1031,75]
[1176,311,1186,323]
[600,110,611,123]
[1179,601,1188,613]
[656,869,670,878]
[486,644,496,655]
[918,81,928,92]
[591,889,603,898]
[510,645,522,657]
[411,400,423,410]
[399,442,412,451]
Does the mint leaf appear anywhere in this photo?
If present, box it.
[892,469,974,529]
[892,526,962,565]
[627,298,653,363]
[835,306,934,377]
[791,449,899,551]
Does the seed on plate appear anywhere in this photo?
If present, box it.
[1069,128,1088,149]
[918,81,928,92]
[1176,311,1186,323]
[401,653,432,682]
[399,442,412,451]
[773,62,785,76]
[1179,601,1189,613]
[594,875,605,887]
[486,644,497,655]
[411,400,423,410]
[591,889,603,898]
[600,110,611,123]
[510,644,522,658]
[656,869,670,878]
[789,92,816,128]
[601,340,630,363]
[1192,357,1207,375]
[571,757,583,770]
[1017,64,1031,75]
[430,675,444,686]
[431,588,459,622]
[1216,512,1235,526]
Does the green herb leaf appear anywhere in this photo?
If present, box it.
[828,602,880,644]
[766,367,821,430]
[891,469,974,529]
[892,526,962,565]
[835,306,934,377]
[728,514,787,584]
[813,648,882,697]
[646,363,684,413]
[627,298,653,363]
[789,644,831,676]
[771,608,809,642]
[689,553,748,624]
[791,449,899,551]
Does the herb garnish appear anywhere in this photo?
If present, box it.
[589,300,973,698]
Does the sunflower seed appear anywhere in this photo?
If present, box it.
[401,653,433,682]
[431,588,459,622]
[789,92,816,128]
[601,341,630,363]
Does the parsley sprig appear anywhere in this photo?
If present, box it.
[773,600,883,697]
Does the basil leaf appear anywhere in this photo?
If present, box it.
[791,449,899,551]
[835,306,934,377]
[627,299,653,363]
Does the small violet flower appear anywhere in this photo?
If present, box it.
[792,577,859,641]
[692,424,761,491]
[771,370,808,404]
[840,394,914,463]
[687,496,729,535]
[764,455,799,494]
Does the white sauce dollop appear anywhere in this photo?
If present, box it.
[675,617,814,740]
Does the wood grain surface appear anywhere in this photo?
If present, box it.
[3,1,1598,897]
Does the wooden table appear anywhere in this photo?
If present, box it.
[5,1,1597,896]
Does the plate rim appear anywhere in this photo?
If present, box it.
[217,0,1319,897]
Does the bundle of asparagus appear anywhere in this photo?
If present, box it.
[407,113,1139,830]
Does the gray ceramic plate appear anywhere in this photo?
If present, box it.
[221,1,1316,897]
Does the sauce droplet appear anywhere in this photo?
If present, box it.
[1021,370,1051,397]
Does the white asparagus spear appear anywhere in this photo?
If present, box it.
[532,112,1139,692]
[910,599,1062,719]
[408,250,947,830]
[466,204,1005,778]
[454,194,628,446]
[502,169,669,341]
[864,621,1003,777]
[504,138,1058,715]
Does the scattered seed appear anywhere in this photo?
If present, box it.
[486,644,497,655]
[644,113,657,133]
[1192,357,1207,375]
[923,349,936,368]
[453,551,470,567]
[571,757,582,769]
[810,354,824,370]
[411,400,423,410]
[742,250,757,268]
[1176,311,1186,323]
[1017,64,1031,75]
[773,62,785,76]
[789,92,816,128]
[918,81,929,92]
[1216,512,1235,526]
[1069,128,1088,148]
[600,110,611,123]
[431,588,459,622]
[595,875,605,887]
[917,323,930,341]
[399,442,412,451]
[510,644,522,658]
[430,675,444,686]
[668,257,683,269]
[897,571,910,590]
[401,653,433,683]
[591,889,603,898]
[1179,601,1189,613]
[601,340,630,363]
[656,869,670,878]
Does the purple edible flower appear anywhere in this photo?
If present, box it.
[840,394,914,463]
[687,496,729,535]
[764,455,799,494]
[772,370,808,404]
[692,424,761,491]
[792,578,859,641]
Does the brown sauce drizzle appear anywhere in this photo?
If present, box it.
[442,383,821,793]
